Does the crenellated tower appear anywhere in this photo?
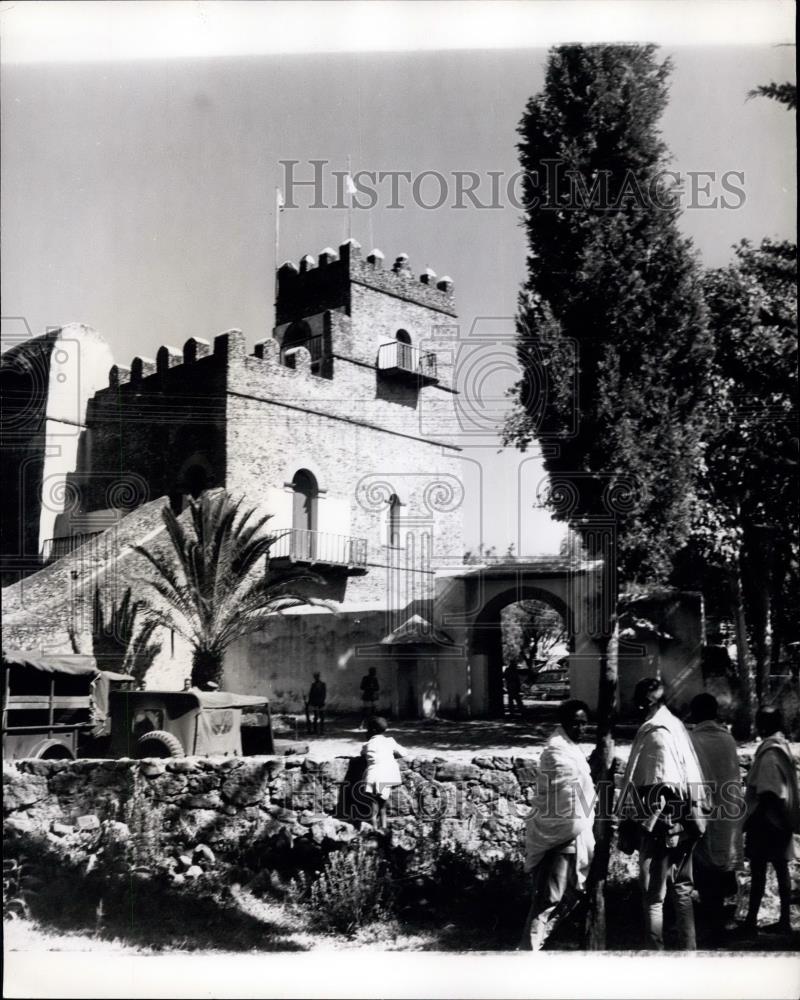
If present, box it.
[273,239,456,390]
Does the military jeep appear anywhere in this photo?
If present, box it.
[108,688,276,758]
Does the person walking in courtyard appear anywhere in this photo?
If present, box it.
[504,659,524,717]
[740,706,800,937]
[520,699,595,951]
[688,693,743,944]
[360,667,380,723]
[307,672,327,735]
[361,716,406,831]
[617,678,707,951]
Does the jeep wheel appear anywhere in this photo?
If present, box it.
[35,740,75,760]
[135,730,184,759]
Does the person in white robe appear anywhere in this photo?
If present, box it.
[521,699,595,951]
[617,678,708,951]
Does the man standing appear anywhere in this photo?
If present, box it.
[307,672,327,735]
[360,667,380,723]
[521,699,595,951]
[740,706,800,936]
[688,693,743,944]
[504,659,524,717]
[617,678,707,951]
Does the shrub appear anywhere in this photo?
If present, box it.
[296,841,393,935]
[3,854,42,920]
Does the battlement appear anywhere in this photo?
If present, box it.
[276,239,456,324]
[106,330,248,389]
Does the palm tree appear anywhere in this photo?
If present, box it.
[133,490,322,688]
[92,586,162,685]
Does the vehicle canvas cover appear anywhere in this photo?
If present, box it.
[2,648,99,676]
[109,689,268,756]
[194,706,242,755]
[185,690,269,754]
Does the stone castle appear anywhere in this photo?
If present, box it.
[1,238,703,717]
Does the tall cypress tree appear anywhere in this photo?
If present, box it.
[505,44,712,584]
[505,44,713,947]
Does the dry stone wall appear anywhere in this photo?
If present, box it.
[3,753,540,870]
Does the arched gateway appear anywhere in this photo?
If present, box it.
[433,557,610,717]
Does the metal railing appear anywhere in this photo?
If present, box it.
[269,528,368,569]
[40,532,106,564]
[377,341,438,381]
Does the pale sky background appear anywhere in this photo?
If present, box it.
[1,7,798,994]
[1,2,796,559]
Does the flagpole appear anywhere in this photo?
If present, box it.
[274,186,281,311]
[347,154,353,242]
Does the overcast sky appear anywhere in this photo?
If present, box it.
[1,5,795,557]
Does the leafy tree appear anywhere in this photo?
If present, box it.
[747,81,797,110]
[501,600,567,669]
[134,490,321,688]
[504,43,713,948]
[686,239,798,730]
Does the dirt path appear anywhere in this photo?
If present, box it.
[276,704,632,762]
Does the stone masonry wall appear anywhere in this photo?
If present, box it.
[5,750,784,889]
[3,753,539,868]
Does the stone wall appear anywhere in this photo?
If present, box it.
[3,752,538,868]
[6,749,787,887]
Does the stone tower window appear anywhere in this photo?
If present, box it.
[184,464,210,499]
[291,469,319,561]
[291,469,318,533]
[395,329,412,345]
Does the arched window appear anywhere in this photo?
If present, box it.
[172,458,213,512]
[388,493,402,548]
[394,330,413,372]
[184,464,209,499]
[291,469,318,533]
[281,321,314,368]
[291,469,318,561]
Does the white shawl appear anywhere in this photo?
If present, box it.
[618,704,709,829]
[524,726,596,887]
[621,704,706,791]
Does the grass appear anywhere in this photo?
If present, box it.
[6,850,800,956]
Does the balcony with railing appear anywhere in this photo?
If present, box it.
[268,529,368,575]
[377,341,438,384]
[40,532,107,565]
